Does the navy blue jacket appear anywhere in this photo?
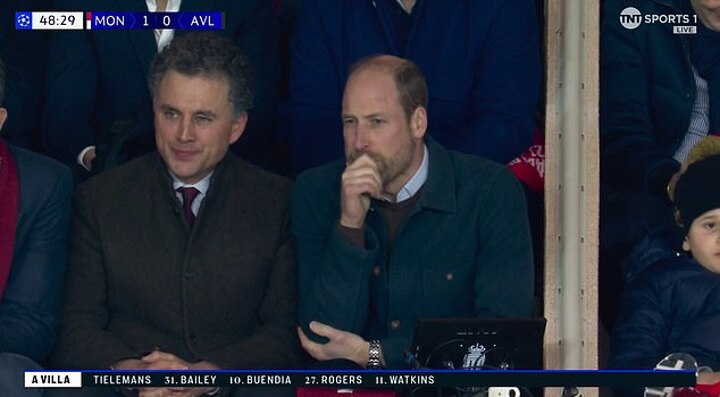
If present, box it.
[2,145,72,362]
[601,0,700,194]
[610,228,720,371]
[280,0,540,173]
[292,139,534,368]
[0,0,52,151]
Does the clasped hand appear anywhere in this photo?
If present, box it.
[113,351,219,397]
[298,321,370,367]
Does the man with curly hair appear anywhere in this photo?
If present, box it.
[50,32,299,397]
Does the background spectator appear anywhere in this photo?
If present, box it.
[43,0,281,179]
[279,0,540,174]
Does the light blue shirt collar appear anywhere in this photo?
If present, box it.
[387,143,428,203]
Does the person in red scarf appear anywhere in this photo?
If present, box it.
[0,58,73,396]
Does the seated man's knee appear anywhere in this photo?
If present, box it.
[0,352,42,370]
[0,352,43,397]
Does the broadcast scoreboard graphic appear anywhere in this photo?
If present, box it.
[15,11,224,30]
[23,369,696,389]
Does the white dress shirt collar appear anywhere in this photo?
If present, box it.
[145,0,182,51]
[170,171,213,215]
[395,0,416,14]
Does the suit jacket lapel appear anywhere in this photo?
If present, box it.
[370,0,400,55]
[147,153,190,249]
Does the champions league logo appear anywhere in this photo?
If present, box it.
[15,12,32,30]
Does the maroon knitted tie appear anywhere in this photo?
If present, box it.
[177,186,200,228]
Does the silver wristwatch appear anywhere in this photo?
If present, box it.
[367,339,383,369]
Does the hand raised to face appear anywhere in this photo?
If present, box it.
[339,154,384,229]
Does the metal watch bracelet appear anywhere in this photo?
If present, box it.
[367,339,383,369]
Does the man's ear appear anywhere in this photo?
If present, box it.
[682,236,690,252]
[410,106,427,140]
[229,112,248,145]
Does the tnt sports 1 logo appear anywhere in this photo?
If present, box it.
[619,7,698,34]
[620,7,643,29]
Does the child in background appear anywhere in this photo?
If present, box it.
[610,153,720,396]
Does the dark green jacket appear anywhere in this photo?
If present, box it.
[292,139,534,368]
